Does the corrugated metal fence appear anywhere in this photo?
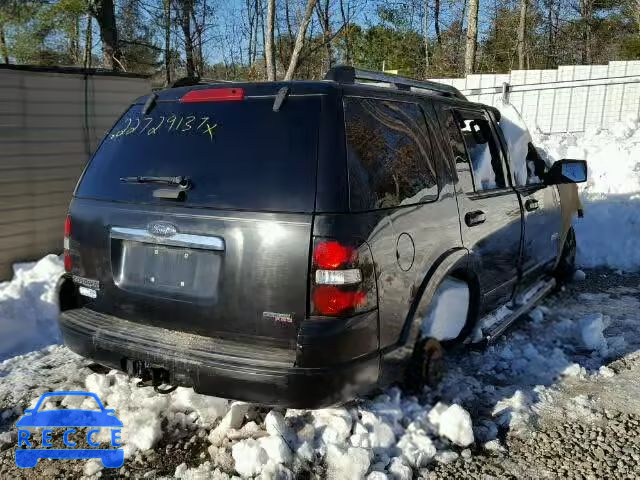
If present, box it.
[431,60,640,133]
[0,65,150,280]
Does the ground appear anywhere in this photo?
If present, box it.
[1,267,639,479]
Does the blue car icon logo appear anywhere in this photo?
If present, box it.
[15,391,124,468]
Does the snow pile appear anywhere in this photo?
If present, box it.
[497,100,640,271]
[579,313,609,355]
[533,115,640,271]
[0,254,63,360]
[498,101,533,186]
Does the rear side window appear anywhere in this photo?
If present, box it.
[442,109,507,192]
[76,96,320,212]
[344,97,437,211]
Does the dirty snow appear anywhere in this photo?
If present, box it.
[3,272,637,478]
[0,254,63,361]
[1,118,640,477]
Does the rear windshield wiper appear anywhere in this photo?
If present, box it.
[120,176,190,188]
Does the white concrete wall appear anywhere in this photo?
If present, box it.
[430,61,640,134]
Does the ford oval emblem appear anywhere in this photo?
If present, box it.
[147,222,177,237]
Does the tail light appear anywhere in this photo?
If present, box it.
[180,87,244,103]
[63,215,72,272]
[310,238,377,317]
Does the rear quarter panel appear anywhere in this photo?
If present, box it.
[313,181,462,351]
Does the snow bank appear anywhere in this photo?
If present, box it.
[497,101,640,271]
[533,115,640,271]
[0,254,63,360]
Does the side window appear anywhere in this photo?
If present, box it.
[442,108,508,192]
[344,97,438,210]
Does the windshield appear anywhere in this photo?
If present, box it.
[76,96,320,212]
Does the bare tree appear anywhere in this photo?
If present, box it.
[434,0,441,45]
[83,13,93,68]
[174,0,196,77]
[284,0,318,80]
[517,0,527,69]
[423,0,429,78]
[339,0,352,63]
[316,0,333,75]
[265,0,276,80]
[579,0,592,64]
[90,0,122,71]
[464,0,479,74]
[163,0,171,84]
[0,24,9,64]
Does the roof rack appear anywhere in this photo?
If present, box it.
[324,65,466,101]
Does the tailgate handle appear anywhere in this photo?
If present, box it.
[111,227,225,251]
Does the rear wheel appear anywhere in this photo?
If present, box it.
[555,227,577,283]
[404,338,444,392]
[403,276,470,392]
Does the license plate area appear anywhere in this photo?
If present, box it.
[111,240,221,301]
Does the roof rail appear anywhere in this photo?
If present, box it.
[324,65,466,101]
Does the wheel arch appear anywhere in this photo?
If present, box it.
[397,247,481,348]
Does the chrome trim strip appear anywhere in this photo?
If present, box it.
[111,226,225,251]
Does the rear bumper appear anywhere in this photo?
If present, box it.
[59,308,379,408]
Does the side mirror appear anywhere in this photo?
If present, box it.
[544,159,587,185]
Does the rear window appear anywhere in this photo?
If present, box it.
[76,96,320,212]
[343,97,438,211]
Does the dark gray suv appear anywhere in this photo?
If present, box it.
[57,66,586,408]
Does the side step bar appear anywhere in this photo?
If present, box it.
[482,278,556,344]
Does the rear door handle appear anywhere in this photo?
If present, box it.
[465,210,486,227]
[525,199,539,212]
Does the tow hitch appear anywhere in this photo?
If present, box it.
[125,359,178,394]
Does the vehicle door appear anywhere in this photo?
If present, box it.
[436,104,524,313]
[490,110,563,280]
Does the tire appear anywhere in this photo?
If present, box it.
[555,227,577,283]
[404,337,445,393]
[403,276,471,392]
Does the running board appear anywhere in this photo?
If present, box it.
[482,278,556,344]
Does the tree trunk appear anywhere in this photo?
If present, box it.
[580,0,592,64]
[83,14,93,68]
[434,0,441,45]
[423,0,429,78]
[455,0,467,74]
[339,0,351,64]
[464,0,479,74]
[258,0,266,69]
[246,0,254,63]
[265,0,276,80]
[517,0,527,69]
[284,0,318,80]
[178,0,196,77]
[0,24,9,64]
[91,0,121,71]
[164,0,171,85]
[316,0,333,75]
[70,15,80,64]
